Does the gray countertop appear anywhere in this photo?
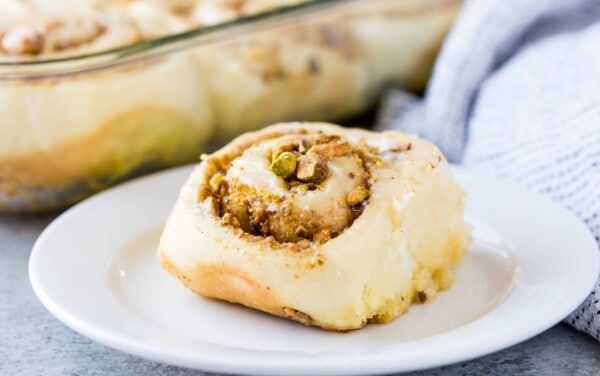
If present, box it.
[2,213,599,376]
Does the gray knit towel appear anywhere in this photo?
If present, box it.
[378,0,600,340]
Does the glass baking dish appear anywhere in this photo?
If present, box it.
[0,0,461,212]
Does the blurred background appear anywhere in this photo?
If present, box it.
[0,0,460,212]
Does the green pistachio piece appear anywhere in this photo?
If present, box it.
[270,151,297,178]
[208,174,224,193]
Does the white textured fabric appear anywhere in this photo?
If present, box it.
[380,0,600,340]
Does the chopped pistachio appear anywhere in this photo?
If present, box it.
[272,142,295,160]
[208,174,224,193]
[309,142,352,159]
[347,186,369,206]
[296,154,328,182]
[270,151,297,178]
[314,134,340,145]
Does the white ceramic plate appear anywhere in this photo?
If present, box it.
[30,165,599,375]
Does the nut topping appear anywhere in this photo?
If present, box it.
[296,154,328,183]
[270,151,297,178]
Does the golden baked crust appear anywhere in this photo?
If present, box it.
[157,122,471,330]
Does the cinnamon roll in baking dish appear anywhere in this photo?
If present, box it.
[0,0,461,212]
[157,123,471,330]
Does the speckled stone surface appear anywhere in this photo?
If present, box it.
[2,213,599,376]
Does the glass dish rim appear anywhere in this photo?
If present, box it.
[0,0,355,79]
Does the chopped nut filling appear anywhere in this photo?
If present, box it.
[202,132,379,245]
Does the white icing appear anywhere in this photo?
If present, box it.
[226,135,367,234]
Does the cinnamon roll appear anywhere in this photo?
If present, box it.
[157,123,471,330]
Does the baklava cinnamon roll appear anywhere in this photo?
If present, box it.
[158,123,471,331]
